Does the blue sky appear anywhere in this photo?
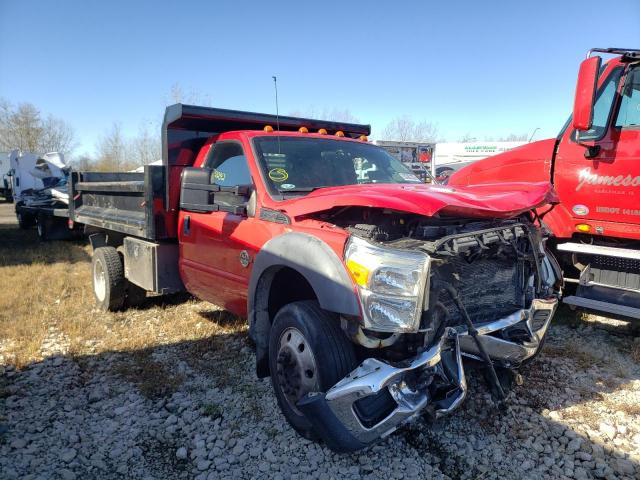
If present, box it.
[1,0,639,156]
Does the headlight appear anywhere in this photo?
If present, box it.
[344,236,430,332]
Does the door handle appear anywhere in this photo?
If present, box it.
[183,215,191,236]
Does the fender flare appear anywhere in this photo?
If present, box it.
[247,232,360,377]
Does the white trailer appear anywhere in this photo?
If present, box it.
[0,152,11,201]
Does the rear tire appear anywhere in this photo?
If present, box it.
[268,300,357,440]
[92,247,126,311]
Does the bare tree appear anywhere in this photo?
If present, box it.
[458,132,476,142]
[0,99,76,153]
[167,83,214,106]
[380,115,439,142]
[39,115,76,153]
[130,122,161,167]
[95,123,132,171]
[288,107,360,123]
[484,133,528,142]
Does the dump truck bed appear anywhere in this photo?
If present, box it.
[69,166,169,240]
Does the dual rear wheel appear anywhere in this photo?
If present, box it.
[92,246,146,311]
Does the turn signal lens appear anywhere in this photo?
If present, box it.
[346,259,370,287]
[335,130,345,137]
[318,128,328,135]
[264,125,274,132]
[359,135,368,142]
[298,126,309,133]
[576,223,591,233]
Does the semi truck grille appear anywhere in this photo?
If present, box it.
[584,255,640,291]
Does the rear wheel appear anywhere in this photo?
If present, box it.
[268,300,357,439]
[92,247,126,311]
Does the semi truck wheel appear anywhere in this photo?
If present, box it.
[268,301,357,440]
[36,217,48,241]
[92,247,126,311]
[17,211,35,230]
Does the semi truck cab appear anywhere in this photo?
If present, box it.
[449,48,640,320]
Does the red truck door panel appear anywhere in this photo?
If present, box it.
[179,142,255,315]
[555,65,640,228]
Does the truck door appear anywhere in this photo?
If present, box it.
[179,141,255,314]
[554,64,640,228]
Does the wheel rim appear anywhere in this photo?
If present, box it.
[94,259,107,302]
[37,222,43,238]
[276,327,319,416]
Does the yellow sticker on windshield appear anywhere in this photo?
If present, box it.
[269,167,288,182]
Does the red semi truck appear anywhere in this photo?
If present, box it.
[449,48,640,321]
[70,105,561,451]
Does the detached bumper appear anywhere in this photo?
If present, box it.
[458,298,558,366]
[298,330,466,452]
[298,298,558,453]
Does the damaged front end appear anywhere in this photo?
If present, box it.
[300,213,561,452]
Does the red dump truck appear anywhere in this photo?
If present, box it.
[449,48,640,321]
[70,105,561,451]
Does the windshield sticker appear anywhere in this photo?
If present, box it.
[269,167,289,182]
[213,170,226,182]
[280,183,295,190]
[399,172,421,182]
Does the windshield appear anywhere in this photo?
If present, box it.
[253,136,423,196]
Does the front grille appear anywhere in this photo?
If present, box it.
[580,254,640,290]
[435,253,523,325]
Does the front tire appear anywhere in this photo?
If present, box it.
[268,300,357,440]
[92,247,126,311]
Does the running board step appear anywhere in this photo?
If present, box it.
[563,296,640,320]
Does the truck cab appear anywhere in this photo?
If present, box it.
[449,48,640,320]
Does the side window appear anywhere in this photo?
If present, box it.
[206,142,251,187]
[615,67,640,128]
[205,142,251,207]
[577,67,623,141]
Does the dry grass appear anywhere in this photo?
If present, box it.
[0,204,246,372]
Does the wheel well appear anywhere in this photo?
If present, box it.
[252,265,319,378]
[267,267,317,321]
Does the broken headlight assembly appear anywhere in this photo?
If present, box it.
[344,236,430,332]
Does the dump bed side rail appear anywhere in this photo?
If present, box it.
[69,165,166,240]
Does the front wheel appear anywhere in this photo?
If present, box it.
[268,301,357,440]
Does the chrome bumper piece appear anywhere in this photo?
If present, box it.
[458,298,558,366]
[298,297,558,452]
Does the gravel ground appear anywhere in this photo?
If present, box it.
[1,311,639,480]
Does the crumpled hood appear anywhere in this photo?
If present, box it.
[279,182,558,219]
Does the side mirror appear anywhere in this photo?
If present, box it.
[180,167,252,214]
[180,167,218,212]
[572,56,602,131]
